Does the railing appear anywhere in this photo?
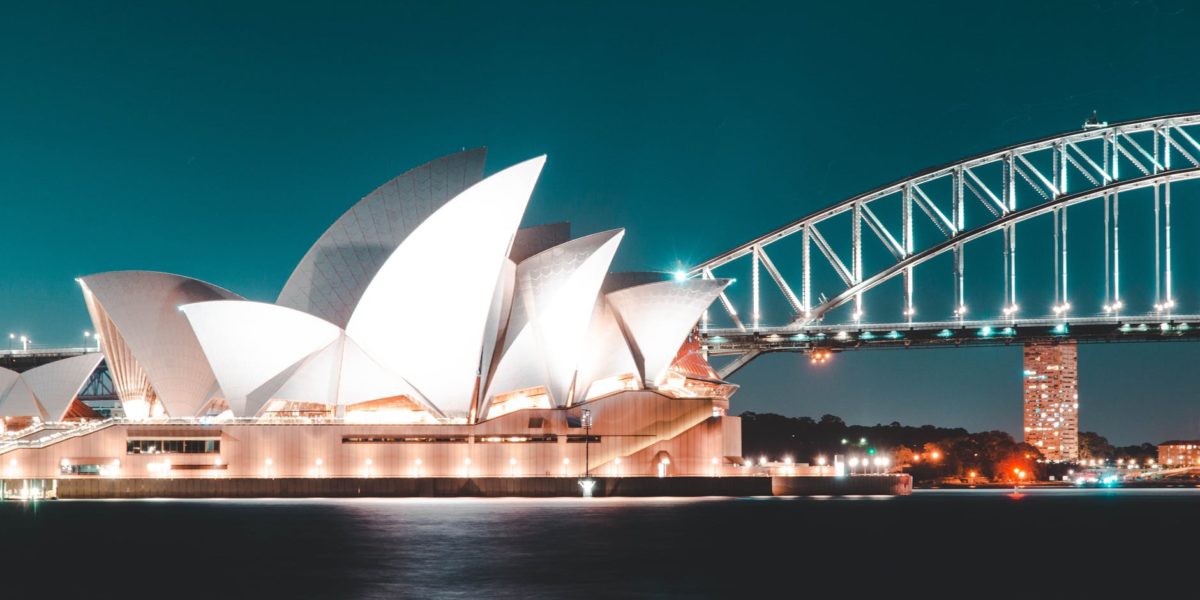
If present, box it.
[0,415,467,455]
[0,347,96,357]
[0,418,121,454]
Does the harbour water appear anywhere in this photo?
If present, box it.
[2,488,1196,598]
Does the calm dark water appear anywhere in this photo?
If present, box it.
[2,489,1197,598]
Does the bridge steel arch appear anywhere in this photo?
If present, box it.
[687,112,1200,376]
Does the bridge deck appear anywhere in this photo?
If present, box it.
[702,314,1200,355]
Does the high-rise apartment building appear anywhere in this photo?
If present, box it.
[1023,341,1079,461]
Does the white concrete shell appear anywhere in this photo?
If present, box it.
[20,353,105,421]
[277,148,487,328]
[269,337,344,407]
[180,300,435,416]
[482,230,624,415]
[180,301,343,417]
[606,278,732,387]
[478,258,517,404]
[0,367,45,420]
[575,295,640,401]
[79,271,243,418]
[347,155,547,417]
[337,337,433,413]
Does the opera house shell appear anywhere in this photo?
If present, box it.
[1,149,743,482]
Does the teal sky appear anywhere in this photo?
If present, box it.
[3,1,1199,443]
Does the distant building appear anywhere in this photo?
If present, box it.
[1022,341,1079,461]
[1158,441,1200,466]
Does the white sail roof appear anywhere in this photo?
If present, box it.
[0,367,46,420]
[337,337,432,411]
[483,230,624,412]
[575,295,640,401]
[180,300,343,416]
[606,278,731,386]
[277,148,487,328]
[20,353,105,421]
[347,155,546,417]
[478,258,517,405]
[269,337,344,407]
[79,271,243,418]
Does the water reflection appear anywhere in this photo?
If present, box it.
[2,490,1198,598]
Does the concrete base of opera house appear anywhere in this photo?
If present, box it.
[1,475,912,499]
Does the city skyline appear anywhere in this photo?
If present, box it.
[3,2,1200,444]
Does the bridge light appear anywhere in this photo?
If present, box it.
[673,270,687,282]
[979,326,993,337]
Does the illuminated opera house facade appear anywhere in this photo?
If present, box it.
[1,149,743,481]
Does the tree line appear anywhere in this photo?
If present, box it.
[740,412,1159,483]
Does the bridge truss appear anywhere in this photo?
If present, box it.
[688,112,1200,376]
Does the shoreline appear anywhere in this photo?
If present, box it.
[919,481,1200,490]
[2,474,913,500]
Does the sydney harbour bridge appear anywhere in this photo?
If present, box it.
[688,112,1200,378]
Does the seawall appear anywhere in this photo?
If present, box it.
[3,474,912,499]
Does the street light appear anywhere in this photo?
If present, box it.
[581,408,592,477]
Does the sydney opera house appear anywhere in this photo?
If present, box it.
[1,149,743,484]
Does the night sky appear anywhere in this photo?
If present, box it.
[2,1,1198,444]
